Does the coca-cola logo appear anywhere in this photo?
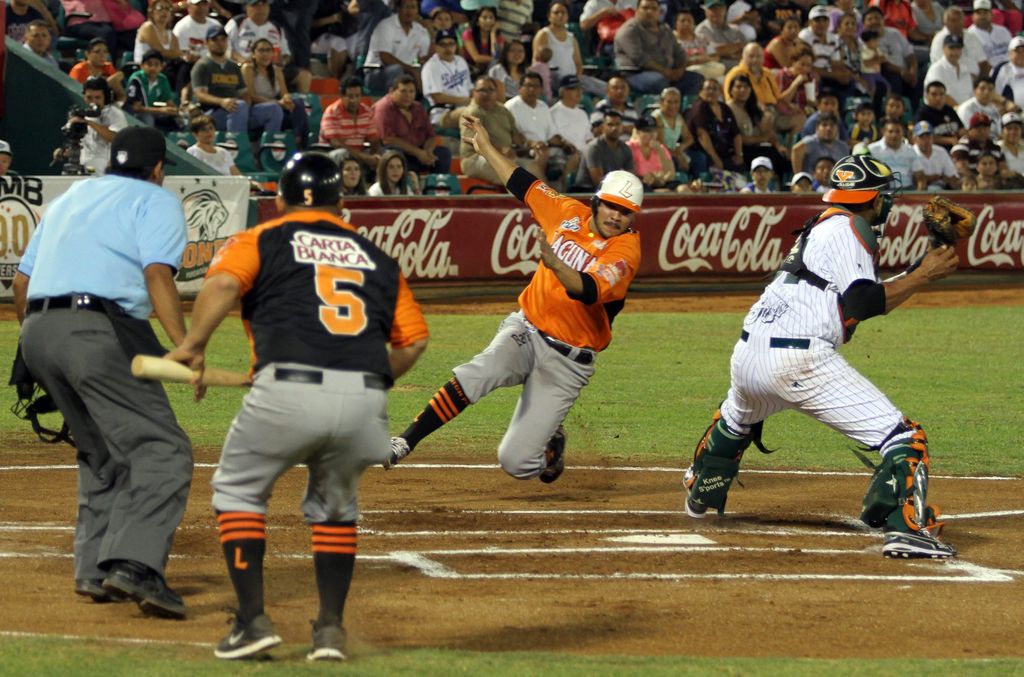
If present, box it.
[657,205,788,273]
[346,207,459,279]
[878,205,931,269]
[966,204,1024,267]
[491,208,541,275]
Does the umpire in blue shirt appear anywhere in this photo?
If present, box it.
[12,126,193,620]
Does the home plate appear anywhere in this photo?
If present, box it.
[606,534,716,545]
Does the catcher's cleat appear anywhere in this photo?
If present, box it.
[214,613,283,660]
[383,437,411,469]
[882,530,957,559]
[539,426,566,484]
[685,496,709,519]
[307,620,347,662]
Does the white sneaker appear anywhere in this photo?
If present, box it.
[383,437,410,469]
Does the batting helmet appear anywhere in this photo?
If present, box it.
[278,152,342,207]
[595,170,644,212]
[822,154,900,205]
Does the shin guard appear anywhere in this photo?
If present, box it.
[684,412,752,514]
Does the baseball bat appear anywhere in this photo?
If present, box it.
[131,355,251,387]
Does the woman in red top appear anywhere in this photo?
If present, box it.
[763,17,802,70]
[462,7,502,76]
[69,37,125,102]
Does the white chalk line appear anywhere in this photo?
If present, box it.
[0,630,213,649]
[0,462,1017,482]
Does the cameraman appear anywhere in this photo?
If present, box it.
[53,77,128,176]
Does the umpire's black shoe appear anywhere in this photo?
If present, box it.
[539,426,567,484]
[75,578,127,603]
[102,560,187,620]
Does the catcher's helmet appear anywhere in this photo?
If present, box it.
[595,170,644,212]
[822,154,900,205]
[278,152,342,207]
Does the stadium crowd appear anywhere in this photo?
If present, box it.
[7,0,1024,192]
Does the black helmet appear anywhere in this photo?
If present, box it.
[278,152,342,207]
[822,154,900,205]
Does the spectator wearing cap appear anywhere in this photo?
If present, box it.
[994,36,1024,108]
[967,0,1011,70]
[173,0,215,63]
[51,77,128,176]
[949,142,973,185]
[791,111,849,174]
[320,76,382,172]
[956,76,1004,142]
[573,109,635,190]
[125,50,180,131]
[924,33,976,106]
[21,19,60,70]
[70,37,126,103]
[929,6,989,79]
[628,115,676,191]
[957,111,1006,172]
[227,0,312,94]
[789,170,814,193]
[373,73,453,174]
[915,80,965,149]
[868,117,924,188]
[861,6,918,100]
[798,4,859,101]
[912,120,960,190]
[192,24,285,135]
[614,0,704,97]
[422,28,473,127]
[0,140,12,176]
[364,0,431,94]
[998,111,1024,174]
[694,0,746,70]
[740,156,774,193]
[549,75,594,155]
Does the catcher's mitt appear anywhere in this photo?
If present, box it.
[922,196,976,247]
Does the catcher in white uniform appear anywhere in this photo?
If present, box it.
[682,154,961,559]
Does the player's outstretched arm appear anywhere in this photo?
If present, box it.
[882,245,958,312]
[533,227,583,296]
[462,114,517,186]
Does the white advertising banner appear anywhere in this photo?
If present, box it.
[0,175,250,299]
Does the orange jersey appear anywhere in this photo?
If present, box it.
[518,180,641,351]
[207,211,429,379]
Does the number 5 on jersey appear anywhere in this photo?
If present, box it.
[315,265,368,336]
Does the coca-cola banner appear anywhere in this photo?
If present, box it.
[257,193,1024,281]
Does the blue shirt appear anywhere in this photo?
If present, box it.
[19,175,186,319]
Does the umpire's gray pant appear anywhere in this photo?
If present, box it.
[21,309,193,581]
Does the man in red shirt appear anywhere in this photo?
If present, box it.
[319,76,382,173]
[871,0,927,43]
[370,73,452,173]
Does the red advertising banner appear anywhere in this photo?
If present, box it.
[257,192,1024,282]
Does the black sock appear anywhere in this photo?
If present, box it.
[311,521,357,626]
[217,511,267,623]
[402,377,471,450]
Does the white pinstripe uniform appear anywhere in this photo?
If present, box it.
[720,210,913,452]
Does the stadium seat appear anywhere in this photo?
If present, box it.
[217,131,257,173]
[295,93,323,141]
[309,78,340,95]
[258,130,299,173]
[55,5,91,54]
[634,94,660,116]
[422,173,461,195]
[167,132,195,150]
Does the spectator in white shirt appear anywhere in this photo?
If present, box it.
[956,76,1003,141]
[966,0,1011,70]
[504,71,580,185]
[929,6,989,78]
[421,28,472,127]
[997,111,1024,175]
[549,74,593,153]
[364,0,431,93]
[912,120,960,190]
[867,117,924,189]
[924,33,975,106]
[994,35,1024,107]
[173,0,215,62]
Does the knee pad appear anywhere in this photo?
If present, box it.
[860,419,944,534]
[684,411,753,514]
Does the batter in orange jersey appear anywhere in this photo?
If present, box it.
[385,113,642,482]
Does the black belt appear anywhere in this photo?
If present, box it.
[27,294,110,315]
[740,330,810,350]
[538,331,595,365]
[274,367,388,390]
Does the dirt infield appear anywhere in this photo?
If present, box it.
[1,446,1021,659]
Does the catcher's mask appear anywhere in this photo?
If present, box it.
[822,154,902,234]
[9,345,75,447]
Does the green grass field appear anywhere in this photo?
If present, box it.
[1,304,1022,674]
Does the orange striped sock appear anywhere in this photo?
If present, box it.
[402,377,471,449]
[312,521,357,626]
[217,511,266,622]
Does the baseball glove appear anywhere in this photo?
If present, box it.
[921,195,976,247]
